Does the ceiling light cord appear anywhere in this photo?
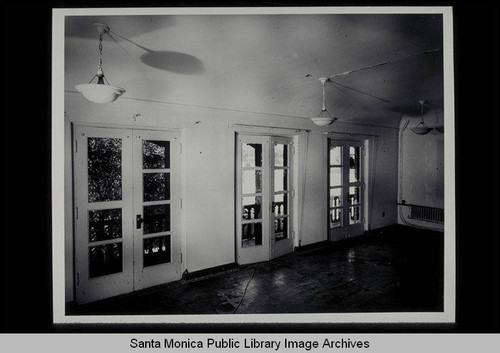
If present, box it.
[98,34,103,75]
[420,100,425,123]
[321,80,327,111]
[88,33,111,85]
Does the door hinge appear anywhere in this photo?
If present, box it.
[291,189,296,198]
[74,140,78,154]
[77,272,80,286]
[75,207,78,220]
[180,252,183,263]
[292,231,296,239]
[362,217,366,224]
[180,198,183,209]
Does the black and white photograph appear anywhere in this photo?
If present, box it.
[52,7,454,323]
[1,2,499,350]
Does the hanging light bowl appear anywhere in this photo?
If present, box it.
[75,23,125,104]
[75,83,125,104]
[311,109,336,126]
[411,123,433,135]
[311,77,337,126]
[411,100,433,135]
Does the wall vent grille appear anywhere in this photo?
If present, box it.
[409,204,444,223]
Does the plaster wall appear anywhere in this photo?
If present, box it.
[398,112,444,230]
[63,92,399,302]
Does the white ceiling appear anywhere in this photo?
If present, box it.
[64,13,444,128]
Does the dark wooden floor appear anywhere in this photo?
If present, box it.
[67,225,444,315]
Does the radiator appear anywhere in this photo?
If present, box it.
[408,204,444,223]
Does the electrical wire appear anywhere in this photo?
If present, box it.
[328,48,441,80]
[232,267,256,314]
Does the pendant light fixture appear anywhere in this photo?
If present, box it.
[74,23,125,104]
[411,100,433,135]
[310,77,337,127]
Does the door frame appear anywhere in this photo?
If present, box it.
[71,122,185,304]
[327,137,369,242]
[234,131,299,265]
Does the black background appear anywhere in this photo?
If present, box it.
[1,0,498,333]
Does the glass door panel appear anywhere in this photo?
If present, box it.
[74,126,134,304]
[270,137,294,259]
[236,136,270,264]
[241,141,264,248]
[328,143,344,235]
[133,130,180,290]
[346,143,364,233]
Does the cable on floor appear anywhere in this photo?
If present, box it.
[232,267,256,314]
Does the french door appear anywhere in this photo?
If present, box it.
[73,125,181,304]
[328,139,365,241]
[236,135,294,265]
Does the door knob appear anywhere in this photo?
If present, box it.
[136,215,144,229]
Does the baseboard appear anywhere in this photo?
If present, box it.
[182,262,239,282]
[294,240,330,253]
[294,224,402,254]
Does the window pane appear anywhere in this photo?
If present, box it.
[143,204,170,234]
[242,222,262,248]
[143,140,170,169]
[274,217,288,242]
[349,206,361,225]
[143,172,170,201]
[242,170,262,194]
[88,208,122,242]
[349,146,360,182]
[88,137,122,203]
[242,143,262,167]
[330,208,342,229]
[242,196,262,220]
[348,186,361,205]
[329,145,342,165]
[274,169,288,192]
[143,235,171,267]
[329,167,342,187]
[273,193,288,216]
[329,188,342,207]
[274,144,288,167]
[89,243,122,278]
